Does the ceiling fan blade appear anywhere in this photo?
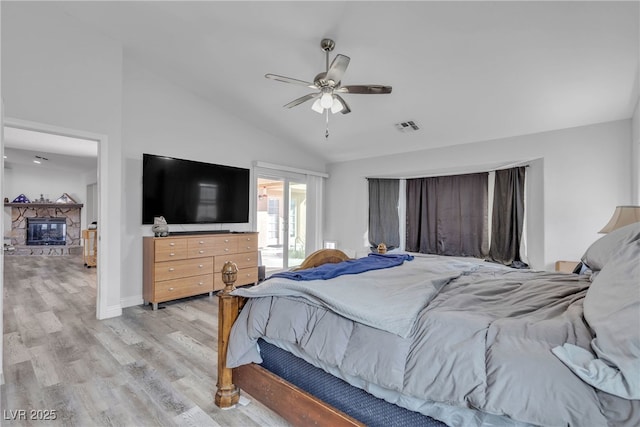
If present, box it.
[337,85,392,94]
[265,74,317,89]
[325,54,350,84]
[334,94,351,115]
[283,92,320,109]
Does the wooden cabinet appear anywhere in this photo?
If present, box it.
[143,232,258,310]
[82,229,97,267]
[555,260,580,273]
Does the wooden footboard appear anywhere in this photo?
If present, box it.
[215,250,363,426]
[234,363,363,426]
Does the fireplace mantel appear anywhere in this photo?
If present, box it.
[5,203,84,208]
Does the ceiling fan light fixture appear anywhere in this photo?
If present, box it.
[320,91,333,109]
[265,38,392,137]
[311,98,324,114]
[330,97,344,114]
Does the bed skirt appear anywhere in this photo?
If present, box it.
[257,339,447,427]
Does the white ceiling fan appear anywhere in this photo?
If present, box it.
[265,38,392,138]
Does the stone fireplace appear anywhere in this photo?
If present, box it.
[7,203,83,255]
[27,217,67,245]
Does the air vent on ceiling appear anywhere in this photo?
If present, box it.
[395,120,420,133]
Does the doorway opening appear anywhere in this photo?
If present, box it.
[2,119,108,319]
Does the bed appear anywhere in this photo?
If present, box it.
[215,224,640,426]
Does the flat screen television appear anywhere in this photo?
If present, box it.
[142,153,250,225]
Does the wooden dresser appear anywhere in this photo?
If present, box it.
[143,232,259,310]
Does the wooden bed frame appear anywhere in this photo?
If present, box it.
[215,249,365,427]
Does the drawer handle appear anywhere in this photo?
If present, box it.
[170,242,175,246]
[199,250,205,254]
[198,282,204,286]
[198,264,204,268]
[170,253,175,257]
[247,246,252,250]
[246,273,251,277]
[224,248,229,252]
[168,287,175,291]
[247,257,251,261]
[224,239,229,243]
[199,240,204,244]
[168,268,175,272]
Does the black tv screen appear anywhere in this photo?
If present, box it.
[142,153,250,225]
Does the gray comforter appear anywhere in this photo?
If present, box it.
[227,255,639,427]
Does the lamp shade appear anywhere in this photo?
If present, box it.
[598,205,640,233]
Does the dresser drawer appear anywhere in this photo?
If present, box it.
[215,251,259,271]
[154,258,214,282]
[215,266,258,290]
[155,274,214,302]
[188,235,238,257]
[155,239,188,262]
[236,234,258,252]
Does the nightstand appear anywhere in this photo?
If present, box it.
[555,260,579,273]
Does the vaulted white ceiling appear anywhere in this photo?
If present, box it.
[5,1,640,164]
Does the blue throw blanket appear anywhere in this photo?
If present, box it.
[269,253,414,281]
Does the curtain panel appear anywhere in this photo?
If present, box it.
[488,166,527,267]
[406,173,488,257]
[368,178,400,250]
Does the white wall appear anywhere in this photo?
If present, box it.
[2,2,123,316]
[3,164,97,236]
[632,98,640,204]
[324,120,633,270]
[120,60,326,305]
[1,92,4,384]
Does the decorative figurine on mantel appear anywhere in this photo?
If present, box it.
[151,216,169,237]
[56,193,76,204]
[12,194,30,203]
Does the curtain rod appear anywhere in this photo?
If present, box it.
[253,161,329,178]
[366,161,530,180]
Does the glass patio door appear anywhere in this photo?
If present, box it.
[256,174,307,272]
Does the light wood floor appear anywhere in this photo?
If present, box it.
[1,255,291,426]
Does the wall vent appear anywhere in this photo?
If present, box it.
[395,120,420,133]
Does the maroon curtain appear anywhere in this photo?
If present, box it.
[406,173,488,257]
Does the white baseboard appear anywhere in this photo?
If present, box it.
[121,295,144,308]
[97,304,122,320]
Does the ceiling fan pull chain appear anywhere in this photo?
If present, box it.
[325,110,330,139]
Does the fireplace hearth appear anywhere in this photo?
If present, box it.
[27,217,67,246]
